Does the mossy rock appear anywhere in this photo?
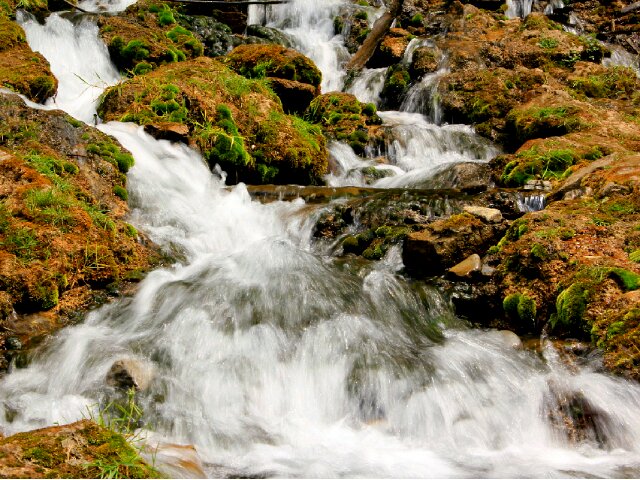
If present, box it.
[0,420,158,478]
[223,43,321,87]
[98,57,328,185]
[0,92,157,357]
[305,92,381,155]
[503,292,537,327]
[506,104,586,145]
[380,64,411,109]
[98,0,203,75]
[0,17,57,102]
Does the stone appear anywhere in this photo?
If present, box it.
[524,179,552,191]
[403,212,507,276]
[144,122,190,143]
[488,329,522,349]
[448,253,482,278]
[424,162,492,192]
[106,358,155,392]
[267,77,317,115]
[463,205,503,223]
[599,181,631,197]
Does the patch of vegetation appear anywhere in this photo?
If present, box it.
[87,141,135,173]
[570,66,639,99]
[501,148,576,186]
[538,37,559,49]
[506,105,585,144]
[503,292,537,327]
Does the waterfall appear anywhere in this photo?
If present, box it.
[3,0,640,477]
[346,67,387,105]
[505,0,534,19]
[17,12,121,123]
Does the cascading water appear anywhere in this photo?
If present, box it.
[3,0,640,477]
[346,67,387,105]
[17,11,120,122]
[505,0,534,19]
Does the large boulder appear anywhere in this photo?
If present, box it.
[223,44,322,114]
[402,211,508,276]
[98,57,328,185]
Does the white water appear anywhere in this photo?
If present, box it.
[3,1,640,478]
[17,12,121,123]
[505,0,534,19]
[248,0,357,92]
[346,67,387,105]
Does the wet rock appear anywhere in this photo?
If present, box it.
[546,387,609,446]
[403,212,507,276]
[245,24,293,47]
[144,122,190,143]
[463,205,503,223]
[524,179,552,191]
[368,28,413,68]
[178,15,235,57]
[98,1,204,75]
[142,441,206,479]
[0,17,57,102]
[267,77,317,115]
[599,181,631,198]
[224,44,321,89]
[409,46,439,78]
[98,57,327,185]
[448,253,482,278]
[488,329,522,349]
[106,358,155,391]
[426,162,492,193]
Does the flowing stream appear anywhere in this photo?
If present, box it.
[3,0,640,477]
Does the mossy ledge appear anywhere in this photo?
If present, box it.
[98,56,328,185]
[0,420,158,478]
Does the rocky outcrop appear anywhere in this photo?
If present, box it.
[0,16,57,102]
[98,57,328,185]
[403,211,508,276]
[98,0,203,75]
[305,92,382,155]
[223,44,321,114]
[0,420,157,478]
[0,93,158,372]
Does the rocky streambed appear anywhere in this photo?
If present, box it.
[0,0,640,475]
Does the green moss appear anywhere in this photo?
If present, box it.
[354,10,368,20]
[123,223,138,237]
[362,242,387,260]
[33,281,59,309]
[552,282,589,333]
[530,242,548,261]
[507,106,584,144]
[87,141,135,174]
[629,249,640,263]
[538,37,558,49]
[503,292,536,326]
[608,268,640,291]
[156,4,176,26]
[113,185,128,201]
[24,447,56,468]
[501,148,577,187]
[132,62,153,76]
[410,13,423,26]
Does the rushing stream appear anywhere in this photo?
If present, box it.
[3,0,640,477]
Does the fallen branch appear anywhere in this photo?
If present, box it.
[345,0,404,74]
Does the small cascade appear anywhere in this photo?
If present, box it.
[17,11,120,122]
[346,67,387,105]
[603,44,640,77]
[505,0,534,19]
[517,192,547,212]
[544,0,564,15]
[247,0,359,92]
[76,0,137,13]
[373,111,499,188]
[400,66,448,123]
[325,142,401,187]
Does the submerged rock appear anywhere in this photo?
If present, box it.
[106,358,155,391]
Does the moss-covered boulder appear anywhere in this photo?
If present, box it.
[0,16,57,102]
[223,44,321,114]
[98,0,203,75]
[368,27,413,68]
[0,420,157,478]
[98,57,328,185]
[0,93,157,368]
[304,92,382,155]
